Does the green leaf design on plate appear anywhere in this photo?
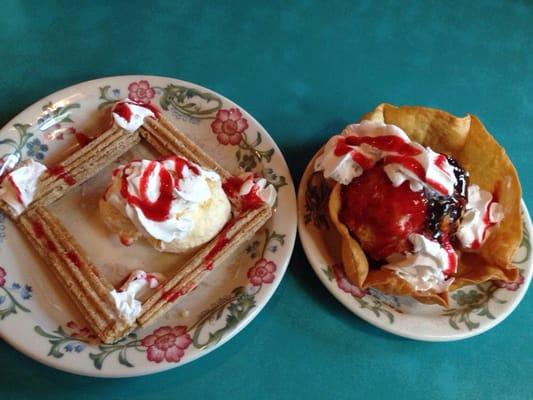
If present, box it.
[237,132,275,171]
[304,171,330,230]
[322,265,396,324]
[191,286,258,349]
[0,283,31,320]
[513,219,531,264]
[89,333,143,370]
[160,84,222,118]
[38,102,80,130]
[442,283,506,331]
[97,85,120,109]
[34,326,87,359]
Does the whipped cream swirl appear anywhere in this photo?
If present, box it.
[457,185,504,250]
[384,234,456,293]
[223,173,277,211]
[315,120,457,196]
[103,156,229,244]
[0,159,47,215]
[112,100,156,132]
[110,270,163,324]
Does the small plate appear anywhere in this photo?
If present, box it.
[298,151,532,341]
[0,75,296,377]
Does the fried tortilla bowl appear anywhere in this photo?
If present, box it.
[329,103,522,307]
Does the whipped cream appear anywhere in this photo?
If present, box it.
[102,156,231,245]
[0,159,47,215]
[236,173,277,207]
[223,173,277,211]
[112,100,156,132]
[110,270,163,324]
[457,185,504,250]
[384,234,456,293]
[0,153,21,178]
[315,120,457,196]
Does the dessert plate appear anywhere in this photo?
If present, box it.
[0,75,296,377]
[298,151,532,341]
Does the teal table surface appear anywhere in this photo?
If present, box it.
[1,1,532,399]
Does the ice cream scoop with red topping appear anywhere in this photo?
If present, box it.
[316,104,521,306]
[100,155,232,253]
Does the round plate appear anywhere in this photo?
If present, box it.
[298,150,532,341]
[0,75,296,377]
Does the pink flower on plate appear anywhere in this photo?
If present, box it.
[128,80,155,104]
[248,258,276,286]
[0,267,6,286]
[141,326,192,363]
[211,108,248,145]
[332,264,366,298]
[493,272,525,292]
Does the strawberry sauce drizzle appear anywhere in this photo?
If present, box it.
[222,176,264,211]
[473,191,500,249]
[31,219,56,253]
[66,251,82,268]
[119,158,199,222]
[164,156,200,190]
[120,235,134,246]
[343,135,421,156]
[335,135,452,195]
[46,240,57,252]
[7,175,23,204]
[48,166,76,186]
[162,218,238,303]
[113,102,133,122]
[113,101,161,121]
[383,155,449,195]
[439,235,458,275]
[203,218,237,265]
[163,282,197,302]
[31,220,45,238]
[120,161,173,222]
[75,132,93,147]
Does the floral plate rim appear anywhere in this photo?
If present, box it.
[297,149,532,342]
[0,75,297,377]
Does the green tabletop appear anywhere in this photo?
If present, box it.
[1,1,532,399]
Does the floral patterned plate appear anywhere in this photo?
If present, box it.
[0,76,296,377]
[298,152,532,341]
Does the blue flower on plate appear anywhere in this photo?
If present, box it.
[112,88,121,97]
[11,282,21,290]
[20,285,32,300]
[74,344,86,353]
[0,295,5,305]
[26,138,49,160]
[64,343,74,352]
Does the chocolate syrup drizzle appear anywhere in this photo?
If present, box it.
[425,155,468,241]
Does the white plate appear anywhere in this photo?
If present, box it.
[298,151,532,341]
[0,75,296,377]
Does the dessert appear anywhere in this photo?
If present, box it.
[316,104,521,306]
[0,159,47,216]
[99,156,232,253]
[0,98,276,342]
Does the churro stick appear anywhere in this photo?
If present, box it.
[29,125,140,210]
[18,207,135,343]
[138,204,272,327]
[0,200,17,220]
[140,115,231,179]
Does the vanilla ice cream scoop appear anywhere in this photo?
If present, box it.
[99,156,231,253]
